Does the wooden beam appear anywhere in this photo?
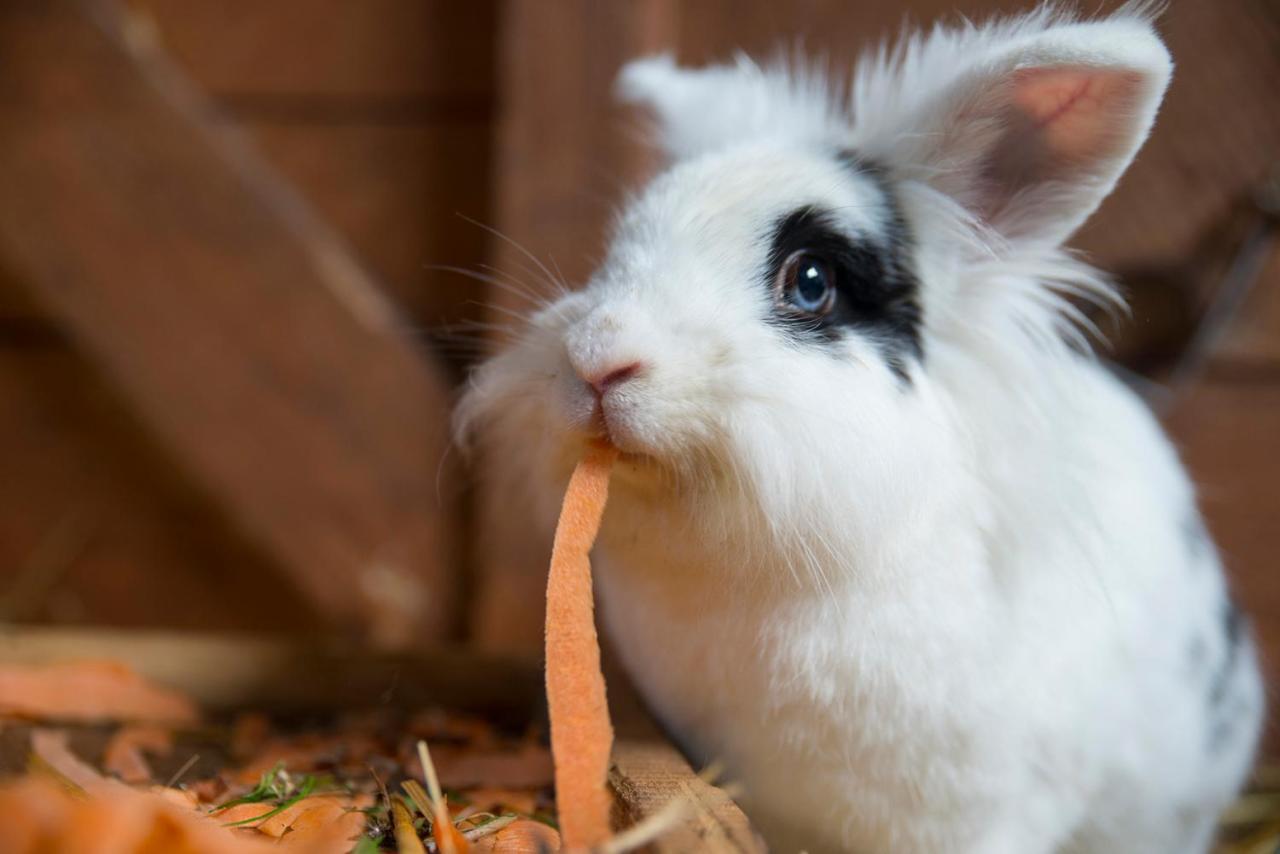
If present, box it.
[473,0,677,652]
[0,0,457,644]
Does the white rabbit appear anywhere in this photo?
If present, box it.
[457,6,1263,853]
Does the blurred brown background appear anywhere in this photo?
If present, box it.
[0,0,1276,730]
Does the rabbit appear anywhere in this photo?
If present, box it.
[457,5,1264,853]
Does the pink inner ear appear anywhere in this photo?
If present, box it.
[1011,66,1142,163]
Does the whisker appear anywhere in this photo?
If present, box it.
[424,263,549,309]
[457,213,574,298]
[480,261,570,302]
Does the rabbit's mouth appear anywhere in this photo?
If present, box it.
[615,449,659,468]
[580,385,650,458]
[574,425,655,468]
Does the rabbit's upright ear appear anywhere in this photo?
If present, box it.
[857,13,1172,247]
[618,53,839,161]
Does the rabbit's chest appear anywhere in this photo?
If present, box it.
[595,548,1020,853]
[595,547,1001,779]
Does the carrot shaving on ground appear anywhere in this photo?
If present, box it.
[470,818,561,853]
[0,660,199,724]
[14,730,367,853]
[0,778,279,854]
[272,795,371,854]
[103,724,173,784]
[251,795,351,837]
[29,728,123,794]
[544,441,619,849]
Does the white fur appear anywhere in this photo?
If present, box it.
[459,6,1263,853]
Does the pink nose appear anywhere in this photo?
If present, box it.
[586,361,643,397]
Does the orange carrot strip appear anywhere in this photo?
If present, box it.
[0,660,198,725]
[277,799,367,854]
[29,729,120,794]
[0,777,280,854]
[545,441,618,849]
[471,818,561,853]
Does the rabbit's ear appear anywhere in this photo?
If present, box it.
[857,14,1172,246]
[618,53,839,161]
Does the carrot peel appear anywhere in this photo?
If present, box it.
[545,442,619,849]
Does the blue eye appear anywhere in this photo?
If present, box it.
[779,250,836,314]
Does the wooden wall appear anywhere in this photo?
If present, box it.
[0,1,495,637]
[128,0,499,369]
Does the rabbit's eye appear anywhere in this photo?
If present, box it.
[779,251,836,315]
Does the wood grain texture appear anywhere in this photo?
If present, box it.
[0,627,543,717]
[129,0,497,100]
[132,0,499,342]
[245,123,493,341]
[0,345,313,632]
[0,0,457,644]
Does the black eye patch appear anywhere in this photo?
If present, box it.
[762,170,923,383]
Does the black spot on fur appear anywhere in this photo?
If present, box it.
[762,157,923,383]
[1210,600,1243,705]
[1207,596,1249,749]
[1182,512,1213,568]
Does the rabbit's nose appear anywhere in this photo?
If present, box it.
[583,361,645,397]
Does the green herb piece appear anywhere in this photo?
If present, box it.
[210,761,288,813]
[221,773,320,827]
[350,835,385,854]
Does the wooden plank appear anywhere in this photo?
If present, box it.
[0,627,541,716]
[246,123,493,341]
[130,0,497,100]
[473,0,678,652]
[0,0,458,644]
[0,346,313,632]
[132,2,500,345]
